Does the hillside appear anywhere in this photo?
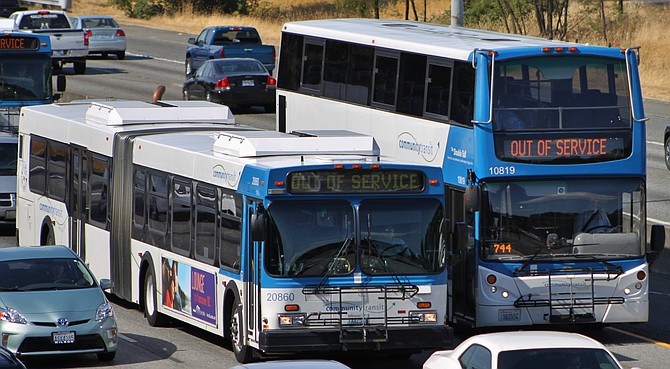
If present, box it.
[67,0,670,100]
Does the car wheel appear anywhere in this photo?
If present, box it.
[144,266,168,327]
[230,302,253,363]
[665,136,670,170]
[205,91,212,102]
[116,51,126,60]
[183,89,189,101]
[185,57,194,78]
[97,351,116,361]
[73,60,86,75]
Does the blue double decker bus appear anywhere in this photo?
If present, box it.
[275,18,666,328]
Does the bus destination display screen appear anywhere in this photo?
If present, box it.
[287,170,425,194]
[495,132,631,164]
[0,36,40,51]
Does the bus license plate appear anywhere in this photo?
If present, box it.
[242,80,254,87]
[52,331,75,344]
[498,309,521,322]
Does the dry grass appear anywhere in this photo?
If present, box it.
[66,0,669,100]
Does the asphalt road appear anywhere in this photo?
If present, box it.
[2,22,670,369]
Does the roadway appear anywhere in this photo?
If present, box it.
[3,23,670,368]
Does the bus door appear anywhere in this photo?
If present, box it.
[244,199,262,346]
[448,188,476,326]
[68,146,87,259]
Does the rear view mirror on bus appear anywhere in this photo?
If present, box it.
[648,224,665,265]
[464,185,480,213]
[251,212,266,242]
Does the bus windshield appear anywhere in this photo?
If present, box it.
[0,55,51,101]
[481,179,644,261]
[493,56,631,131]
[264,199,445,277]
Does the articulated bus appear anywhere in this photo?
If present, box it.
[17,100,452,362]
[0,28,64,131]
[276,19,666,328]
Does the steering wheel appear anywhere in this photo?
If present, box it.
[584,224,617,233]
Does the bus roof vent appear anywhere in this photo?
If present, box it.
[214,130,380,158]
[85,100,235,126]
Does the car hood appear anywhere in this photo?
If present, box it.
[0,288,105,316]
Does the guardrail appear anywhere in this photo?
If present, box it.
[20,0,71,10]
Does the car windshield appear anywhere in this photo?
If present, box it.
[264,199,445,277]
[481,179,644,262]
[493,56,631,131]
[0,142,17,175]
[0,258,97,291]
[0,55,51,100]
[498,348,620,369]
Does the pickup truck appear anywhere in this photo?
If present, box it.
[0,0,26,18]
[9,10,88,74]
[185,26,275,78]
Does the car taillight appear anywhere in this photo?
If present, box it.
[84,30,91,46]
[267,76,277,86]
[215,77,230,89]
[116,29,126,37]
[219,48,225,58]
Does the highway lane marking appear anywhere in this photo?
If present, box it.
[119,333,138,343]
[648,217,670,226]
[126,52,182,64]
[648,141,662,146]
[607,326,670,349]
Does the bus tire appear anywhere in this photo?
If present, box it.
[41,223,55,246]
[144,266,168,327]
[230,302,253,363]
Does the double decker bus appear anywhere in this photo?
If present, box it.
[276,18,666,328]
[16,100,452,362]
[0,27,64,131]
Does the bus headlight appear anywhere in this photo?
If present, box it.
[409,310,437,323]
[278,313,305,326]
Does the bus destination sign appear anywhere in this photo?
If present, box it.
[495,132,630,164]
[0,36,40,51]
[287,170,425,194]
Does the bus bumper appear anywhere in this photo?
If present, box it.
[258,325,453,354]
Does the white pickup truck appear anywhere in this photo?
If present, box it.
[9,10,88,74]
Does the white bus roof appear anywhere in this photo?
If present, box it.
[18,100,240,156]
[282,18,583,61]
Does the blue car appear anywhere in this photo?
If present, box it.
[0,246,118,361]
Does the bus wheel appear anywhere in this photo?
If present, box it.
[144,267,168,327]
[230,303,253,363]
[42,227,54,246]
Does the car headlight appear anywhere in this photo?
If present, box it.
[0,307,27,324]
[96,301,115,322]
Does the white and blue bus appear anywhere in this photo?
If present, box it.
[275,18,666,328]
[16,100,452,362]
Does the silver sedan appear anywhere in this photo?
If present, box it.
[0,246,118,361]
[71,15,127,60]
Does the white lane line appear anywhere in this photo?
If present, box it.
[648,217,670,226]
[118,333,138,343]
[126,52,182,64]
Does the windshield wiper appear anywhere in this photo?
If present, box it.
[314,217,352,292]
[513,236,574,276]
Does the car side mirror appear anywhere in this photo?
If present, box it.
[56,74,66,92]
[99,279,114,290]
[187,37,195,45]
[648,224,665,265]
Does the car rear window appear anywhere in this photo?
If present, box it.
[19,13,71,30]
[82,17,119,28]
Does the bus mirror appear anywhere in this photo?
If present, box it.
[648,224,665,264]
[251,212,266,242]
[56,74,66,93]
[465,185,480,213]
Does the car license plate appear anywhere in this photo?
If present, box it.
[242,80,254,87]
[52,331,75,344]
[498,309,521,322]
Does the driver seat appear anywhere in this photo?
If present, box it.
[573,209,612,235]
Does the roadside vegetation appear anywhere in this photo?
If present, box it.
[65,0,670,100]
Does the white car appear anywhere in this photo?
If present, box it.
[423,331,631,369]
